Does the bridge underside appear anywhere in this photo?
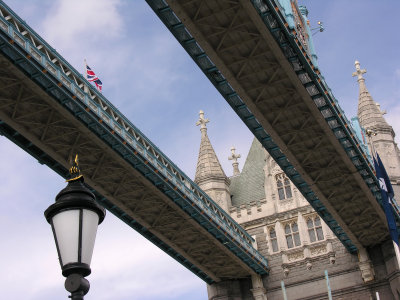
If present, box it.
[160,0,389,248]
[0,54,258,283]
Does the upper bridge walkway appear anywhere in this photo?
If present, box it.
[146,0,400,253]
[0,0,268,284]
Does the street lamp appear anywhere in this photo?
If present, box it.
[45,155,105,299]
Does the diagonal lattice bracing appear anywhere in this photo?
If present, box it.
[0,13,269,280]
[153,0,395,252]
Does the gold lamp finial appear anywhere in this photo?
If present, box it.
[66,154,83,182]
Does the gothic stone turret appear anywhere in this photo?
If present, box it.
[194,110,231,212]
[353,60,400,195]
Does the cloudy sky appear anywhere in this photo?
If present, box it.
[0,1,399,299]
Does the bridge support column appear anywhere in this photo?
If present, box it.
[207,278,254,300]
[250,275,268,300]
[357,247,375,282]
[381,240,400,300]
[207,280,242,300]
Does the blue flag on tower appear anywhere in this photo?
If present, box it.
[85,62,102,92]
[373,153,400,264]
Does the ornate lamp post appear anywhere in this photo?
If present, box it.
[44,155,105,299]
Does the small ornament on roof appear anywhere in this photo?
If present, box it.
[196,110,209,130]
[352,60,367,81]
[228,146,241,176]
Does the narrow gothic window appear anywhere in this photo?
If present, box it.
[307,216,324,242]
[276,173,292,200]
[285,222,301,248]
[269,228,278,252]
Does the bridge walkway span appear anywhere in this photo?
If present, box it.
[0,1,268,284]
[147,0,400,252]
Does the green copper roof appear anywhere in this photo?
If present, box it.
[230,138,266,206]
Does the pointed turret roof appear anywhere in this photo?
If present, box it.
[230,138,266,206]
[194,110,228,184]
[352,60,391,132]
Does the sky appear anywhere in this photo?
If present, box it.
[0,0,399,299]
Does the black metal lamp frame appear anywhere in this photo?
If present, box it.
[45,155,105,299]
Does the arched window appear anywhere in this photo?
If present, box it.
[284,222,301,248]
[276,173,292,200]
[307,216,324,242]
[269,228,279,252]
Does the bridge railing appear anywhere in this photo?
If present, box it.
[145,0,360,252]
[0,0,269,271]
[256,0,400,221]
[144,0,400,253]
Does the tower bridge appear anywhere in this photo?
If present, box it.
[0,0,399,292]
[0,1,267,284]
[146,0,400,253]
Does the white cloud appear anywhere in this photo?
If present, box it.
[41,0,123,48]
[0,140,206,300]
[2,1,400,299]
[84,214,206,300]
[35,0,125,81]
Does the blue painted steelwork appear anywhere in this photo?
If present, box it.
[0,0,269,282]
[250,0,400,226]
[351,117,372,163]
[298,5,318,66]
[276,1,318,66]
[145,0,357,253]
[145,0,400,252]
[276,0,294,29]
[0,121,214,283]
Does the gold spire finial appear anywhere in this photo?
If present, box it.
[66,154,83,182]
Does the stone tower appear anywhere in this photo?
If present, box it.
[199,61,400,298]
[353,60,400,196]
[194,110,231,211]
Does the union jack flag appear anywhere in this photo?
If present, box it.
[85,63,102,92]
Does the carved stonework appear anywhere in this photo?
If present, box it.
[282,264,290,277]
[359,261,375,282]
[250,275,268,300]
[251,287,268,300]
[215,191,223,206]
[310,244,327,256]
[358,248,375,282]
[287,251,304,262]
[306,260,312,270]
[278,198,295,210]
[279,240,336,276]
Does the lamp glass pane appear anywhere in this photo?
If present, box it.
[52,209,80,266]
[81,209,99,265]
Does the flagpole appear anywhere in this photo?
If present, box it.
[84,58,87,77]
[83,59,89,94]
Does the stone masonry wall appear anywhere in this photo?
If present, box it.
[246,225,397,300]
